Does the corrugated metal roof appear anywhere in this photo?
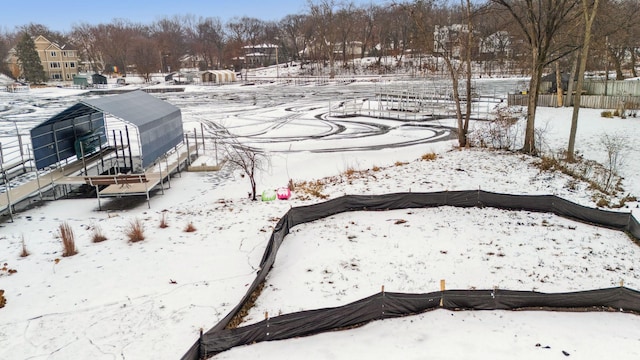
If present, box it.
[82,90,179,127]
[31,90,183,170]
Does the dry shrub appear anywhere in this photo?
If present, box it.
[421,152,437,161]
[59,222,78,257]
[159,212,169,229]
[287,179,295,192]
[343,166,357,178]
[295,180,329,199]
[595,197,610,208]
[537,155,560,171]
[126,219,145,243]
[372,165,381,172]
[614,194,638,209]
[394,161,408,166]
[470,106,522,149]
[601,110,613,118]
[91,224,108,243]
[184,221,197,232]
[20,235,29,257]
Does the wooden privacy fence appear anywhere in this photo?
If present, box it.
[508,94,640,110]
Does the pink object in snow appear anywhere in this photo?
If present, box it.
[276,187,291,200]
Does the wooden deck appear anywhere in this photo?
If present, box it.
[1,148,117,215]
[1,145,196,216]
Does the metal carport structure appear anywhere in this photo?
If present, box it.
[30,90,184,173]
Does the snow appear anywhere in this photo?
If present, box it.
[1,75,639,360]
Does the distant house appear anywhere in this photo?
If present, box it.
[5,35,79,83]
[242,44,278,67]
[179,54,207,70]
[333,41,363,58]
[434,24,467,58]
[478,31,512,59]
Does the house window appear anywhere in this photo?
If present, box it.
[50,51,57,57]
[50,62,60,68]
[52,73,61,80]
[64,62,68,68]
[66,73,71,79]
[70,62,76,68]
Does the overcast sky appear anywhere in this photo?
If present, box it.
[0,0,384,33]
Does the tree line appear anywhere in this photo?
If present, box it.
[0,0,638,81]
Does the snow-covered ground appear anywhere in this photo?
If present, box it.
[0,76,639,360]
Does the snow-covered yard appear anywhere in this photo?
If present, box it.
[0,78,639,359]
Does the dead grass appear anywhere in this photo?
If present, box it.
[159,212,169,228]
[184,221,197,232]
[126,218,145,243]
[226,281,266,329]
[394,161,408,166]
[372,165,381,172]
[20,235,29,257]
[91,224,108,243]
[535,154,626,207]
[295,179,329,200]
[343,166,357,178]
[421,152,437,161]
[59,222,78,257]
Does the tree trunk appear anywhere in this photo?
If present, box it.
[523,53,543,154]
[463,0,473,146]
[567,0,600,162]
[555,61,563,107]
[611,50,624,80]
[565,53,579,107]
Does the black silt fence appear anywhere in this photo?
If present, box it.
[181,190,640,360]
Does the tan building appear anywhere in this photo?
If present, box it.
[35,35,79,82]
[6,35,79,82]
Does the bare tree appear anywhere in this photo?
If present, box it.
[352,5,377,61]
[0,34,11,76]
[19,23,68,45]
[70,23,105,72]
[130,32,160,81]
[152,16,188,72]
[308,0,339,77]
[490,0,580,154]
[599,132,627,193]
[371,4,394,70]
[224,140,270,201]
[566,0,601,161]
[279,14,312,66]
[409,0,475,147]
[591,0,640,80]
[387,4,412,67]
[186,16,226,69]
[334,3,355,67]
[226,16,267,68]
[92,20,145,75]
